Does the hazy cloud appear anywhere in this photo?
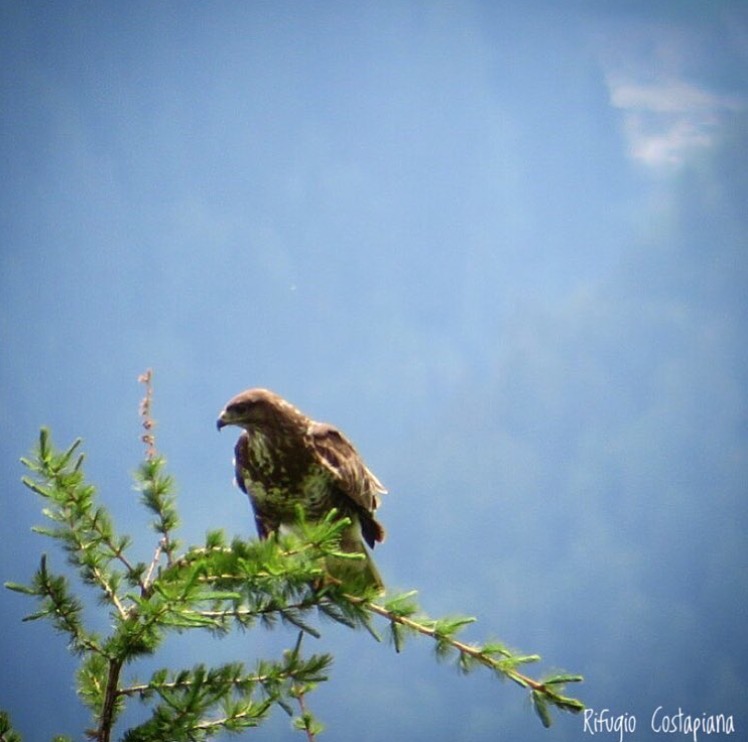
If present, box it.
[607,75,744,167]
[596,14,747,170]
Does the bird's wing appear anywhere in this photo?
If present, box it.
[309,421,387,546]
[234,432,272,539]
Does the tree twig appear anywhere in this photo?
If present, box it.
[96,657,123,742]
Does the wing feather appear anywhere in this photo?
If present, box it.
[309,421,386,545]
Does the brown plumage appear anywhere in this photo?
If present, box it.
[217,388,387,589]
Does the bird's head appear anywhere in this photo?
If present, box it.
[216,388,279,431]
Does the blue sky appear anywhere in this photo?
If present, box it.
[1,2,747,740]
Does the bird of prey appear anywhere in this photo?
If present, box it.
[217,388,387,590]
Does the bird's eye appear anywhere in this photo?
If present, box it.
[231,403,249,415]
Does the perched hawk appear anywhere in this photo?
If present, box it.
[217,388,387,589]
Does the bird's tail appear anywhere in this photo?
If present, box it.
[328,526,384,593]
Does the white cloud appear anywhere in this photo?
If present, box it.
[596,16,747,171]
[609,79,739,114]
[607,76,744,168]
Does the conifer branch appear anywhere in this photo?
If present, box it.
[0,711,22,742]
[4,371,584,739]
[97,657,124,742]
[359,595,584,722]
[292,688,321,742]
[142,538,166,591]
[137,369,157,462]
[136,370,178,568]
